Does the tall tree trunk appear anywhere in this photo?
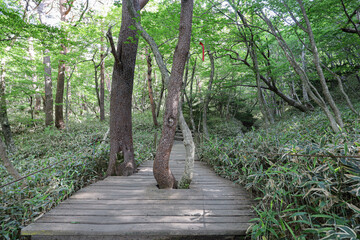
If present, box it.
[153,0,194,189]
[44,49,53,126]
[202,51,214,139]
[55,0,68,130]
[107,0,143,176]
[146,48,158,127]
[55,55,66,129]
[0,59,15,152]
[100,37,105,121]
[297,0,344,128]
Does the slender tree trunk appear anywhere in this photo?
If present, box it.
[55,0,67,129]
[238,10,274,124]
[44,49,53,126]
[301,41,310,104]
[146,48,158,127]
[202,51,214,139]
[178,100,195,189]
[260,11,340,132]
[100,38,105,121]
[107,0,143,176]
[297,0,343,128]
[0,59,15,152]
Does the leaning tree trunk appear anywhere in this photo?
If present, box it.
[153,0,194,189]
[260,10,340,132]
[297,0,344,128]
[106,0,143,176]
[0,59,15,152]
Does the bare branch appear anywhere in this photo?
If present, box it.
[106,25,122,67]
[126,0,170,86]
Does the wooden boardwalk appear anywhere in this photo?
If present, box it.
[21,141,255,240]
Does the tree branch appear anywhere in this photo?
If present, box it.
[126,0,170,86]
[106,25,122,67]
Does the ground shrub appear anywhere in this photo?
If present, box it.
[198,107,360,239]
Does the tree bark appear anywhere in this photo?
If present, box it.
[106,0,142,176]
[178,100,195,189]
[146,49,158,127]
[55,0,68,130]
[153,0,194,189]
[0,59,15,152]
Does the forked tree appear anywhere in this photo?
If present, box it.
[127,0,194,188]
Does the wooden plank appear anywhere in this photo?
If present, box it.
[63,199,254,205]
[22,222,250,236]
[44,209,254,216]
[56,203,253,210]
[37,215,254,224]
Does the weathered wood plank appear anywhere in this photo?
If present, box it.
[45,209,254,216]
[56,203,253,210]
[36,215,254,224]
[22,222,251,236]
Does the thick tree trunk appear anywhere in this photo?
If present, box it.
[100,39,105,121]
[44,50,53,126]
[146,49,158,127]
[202,51,214,139]
[0,59,15,152]
[153,0,193,189]
[107,0,141,176]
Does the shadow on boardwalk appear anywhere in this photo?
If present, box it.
[21,141,256,240]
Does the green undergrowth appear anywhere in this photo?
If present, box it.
[0,113,156,240]
[199,107,360,239]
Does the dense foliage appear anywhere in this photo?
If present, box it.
[0,113,156,240]
[199,105,360,239]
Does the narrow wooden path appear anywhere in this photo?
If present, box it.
[21,141,255,240]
